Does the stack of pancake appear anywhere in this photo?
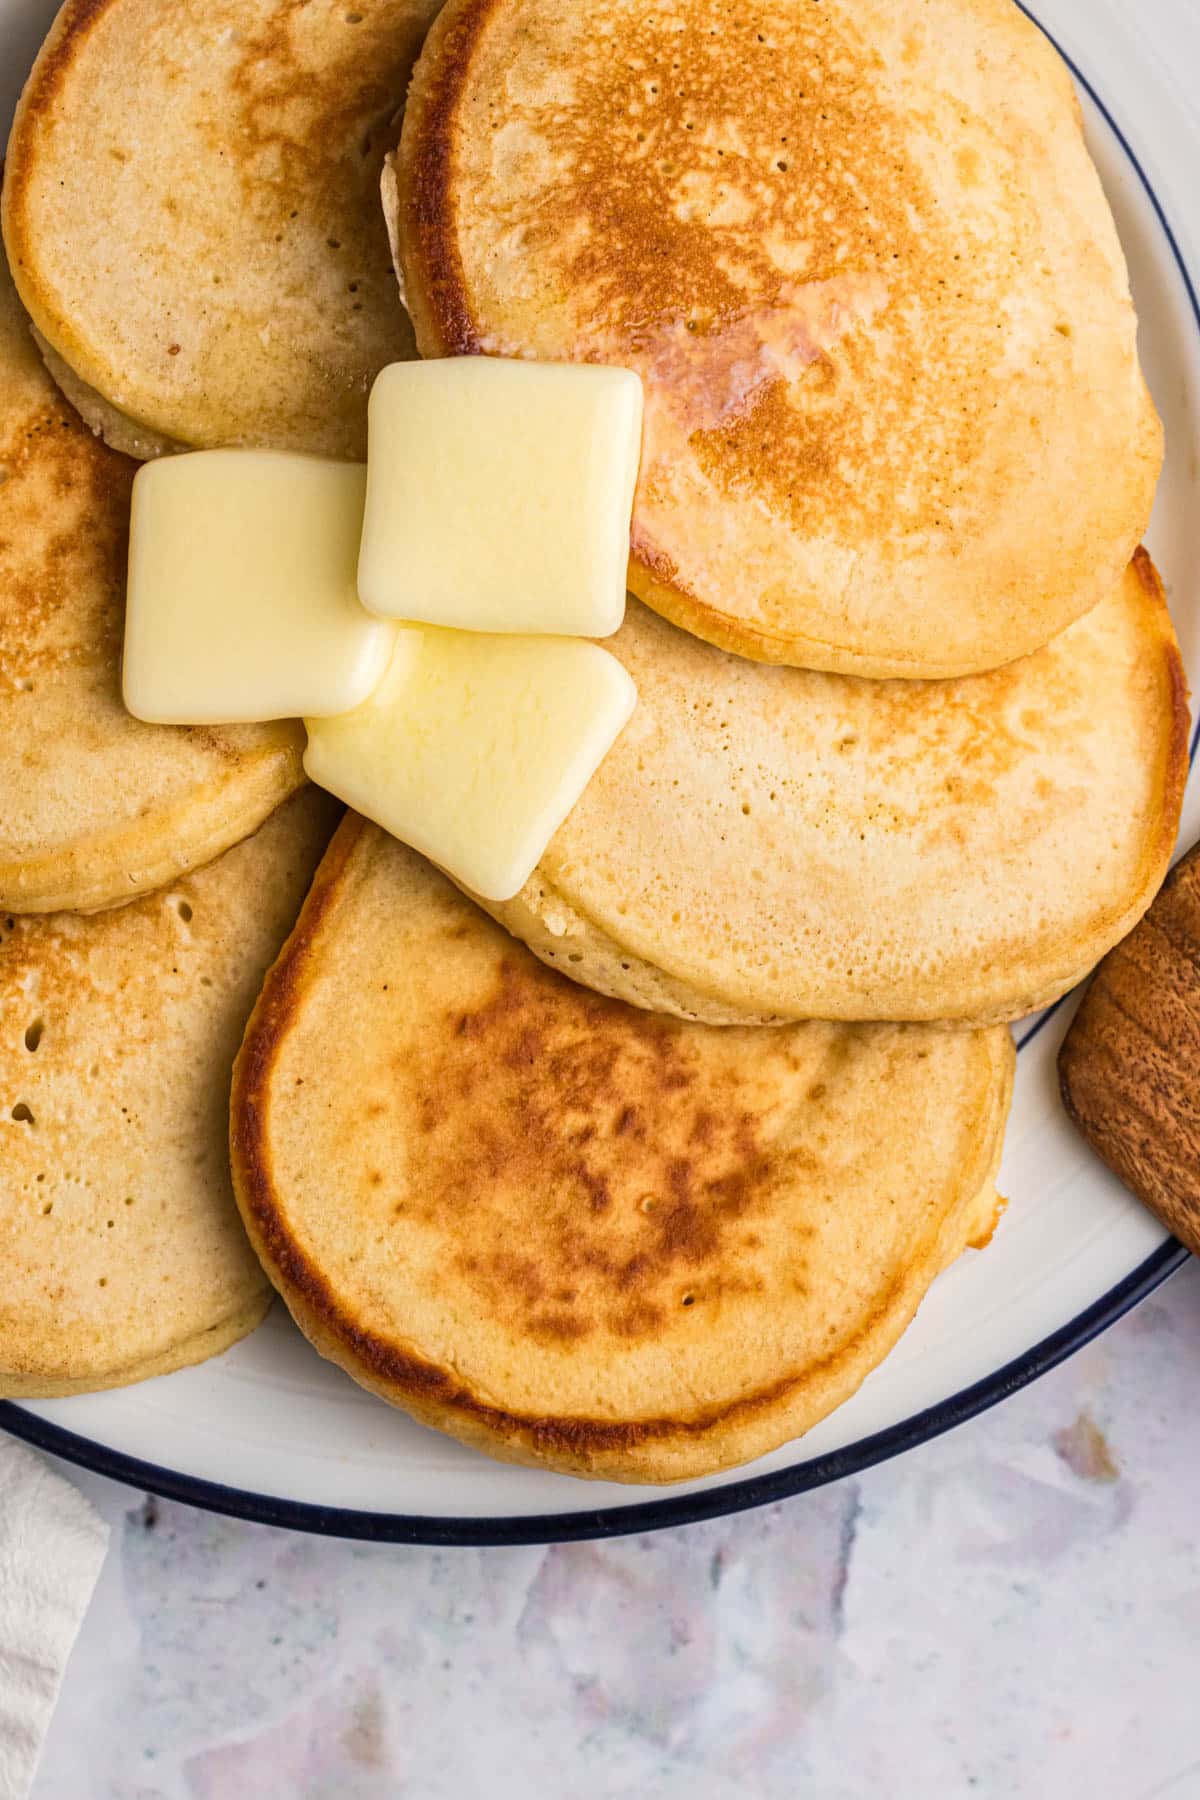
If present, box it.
[0,0,1187,1482]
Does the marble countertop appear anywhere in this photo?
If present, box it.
[24,1255,1199,1800]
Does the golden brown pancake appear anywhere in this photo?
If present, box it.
[394,0,1162,676]
[231,819,1015,1483]
[475,554,1189,1027]
[3,0,444,459]
[0,788,340,1398]
[0,234,305,914]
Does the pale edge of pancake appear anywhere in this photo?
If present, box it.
[381,155,411,316]
[0,1291,272,1399]
[467,878,789,1027]
[478,556,1192,1030]
[0,727,308,916]
[475,870,1153,1032]
[230,820,1017,1484]
[32,327,183,462]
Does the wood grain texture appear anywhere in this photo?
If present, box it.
[1059,841,1200,1254]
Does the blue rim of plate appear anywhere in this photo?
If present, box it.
[0,4,1194,1543]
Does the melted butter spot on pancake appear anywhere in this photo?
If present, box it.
[638,272,890,439]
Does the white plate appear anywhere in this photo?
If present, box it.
[1,0,1196,1542]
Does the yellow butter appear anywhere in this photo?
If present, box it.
[357,358,643,637]
[303,629,637,902]
[123,450,395,724]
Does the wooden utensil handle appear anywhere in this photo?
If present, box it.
[1059,841,1200,1257]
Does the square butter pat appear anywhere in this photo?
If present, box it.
[357,358,643,637]
[303,629,637,902]
[123,450,395,724]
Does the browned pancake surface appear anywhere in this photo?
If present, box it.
[395,0,1161,675]
[232,820,1014,1482]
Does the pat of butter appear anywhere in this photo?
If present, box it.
[357,358,643,637]
[303,629,637,902]
[123,450,395,724]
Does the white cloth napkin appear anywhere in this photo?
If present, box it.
[0,1439,109,1800]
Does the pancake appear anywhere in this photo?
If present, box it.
[31,329,180,462]
[474,553,1189,1027]
[231,818,1015,1484]
[0,237,305,914]
[0,788,340,1398]
[393,0,1162,677]
[3,0,444,460]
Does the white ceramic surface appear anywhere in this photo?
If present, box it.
[1,0,1197,1536]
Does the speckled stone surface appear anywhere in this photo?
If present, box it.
[23,1258,1200,1800]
